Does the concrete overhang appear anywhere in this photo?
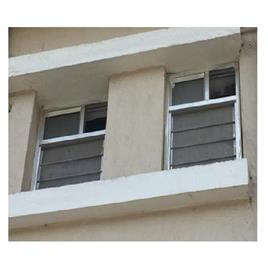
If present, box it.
[9,159,249,230]
[9,28,242,110]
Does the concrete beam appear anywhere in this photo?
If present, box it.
[9,28,240,77]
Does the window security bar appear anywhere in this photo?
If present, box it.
[171,121,235,134]
[170,155,236,168]
[37,170,102,183]
[40,154,103,167]
[170,137,235,150]
[169,95,236,113]
[40,130,105,146]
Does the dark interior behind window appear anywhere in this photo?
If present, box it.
[84,103,107,133]
[209,67,236,99]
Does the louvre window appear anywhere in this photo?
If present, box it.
[168,66,241,169]
[36,103,107,189]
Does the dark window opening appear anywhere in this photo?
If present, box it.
[84,103,107,133]
[84,117,107,132]
[209,67,236,99]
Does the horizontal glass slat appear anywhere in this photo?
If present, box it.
[171,140,235,167]
[171,121,235,134]
[172,104,234,132]
[41,138,104,164]
[38,172,101,189]
[39,157,102,181]
[172,124,234,148]
[170,155,236,168]
[40,154,103,166]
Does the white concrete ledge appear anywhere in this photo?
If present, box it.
[9,28,242,110]
[9,28,240,77]
[9,159,249,230]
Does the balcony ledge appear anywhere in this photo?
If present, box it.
[9,159,249,230]
[9,28,241,110]
[9,28,240,77]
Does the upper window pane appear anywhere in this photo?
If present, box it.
[209,67,236,99]
[84,103,107,133]
[43,112,80,139]
[172,78,204,105]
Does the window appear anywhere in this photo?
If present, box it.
[166,64,241,169]
[33,103,107,189]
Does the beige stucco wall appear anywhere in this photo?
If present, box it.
[239,30,257,235]
[9,200,255,241]
[239,30,257,184]
[9,91,39,193]
[9,27,163,57]
[9,29,257,241]
[102,67,166,179]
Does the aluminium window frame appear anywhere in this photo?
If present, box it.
[164,62,242,170]
[31,104,106,190]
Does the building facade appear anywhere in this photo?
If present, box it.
[8,27,257,241]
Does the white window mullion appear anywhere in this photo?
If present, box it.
[79,105,85,134]
[164,78,174,170]
[204,71,210,100]
[169,95,236,113]
[46,107,81,118]
[234,62,242,159]
[31,114,46,190]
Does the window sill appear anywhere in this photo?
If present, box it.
[9,159,249,230]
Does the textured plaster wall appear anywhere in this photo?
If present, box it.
[9,91,38,193]
[240,31,257,184]
[9,28,163,57]
[239,30,257,238]
[102,67,166,179]
[9,200,255,241]
[9,30,257,241]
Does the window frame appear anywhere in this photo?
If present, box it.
[164,62,242,170]
[31,103,107,190]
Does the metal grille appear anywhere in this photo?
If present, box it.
[170,103,236,168]
[37,135,104,189]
